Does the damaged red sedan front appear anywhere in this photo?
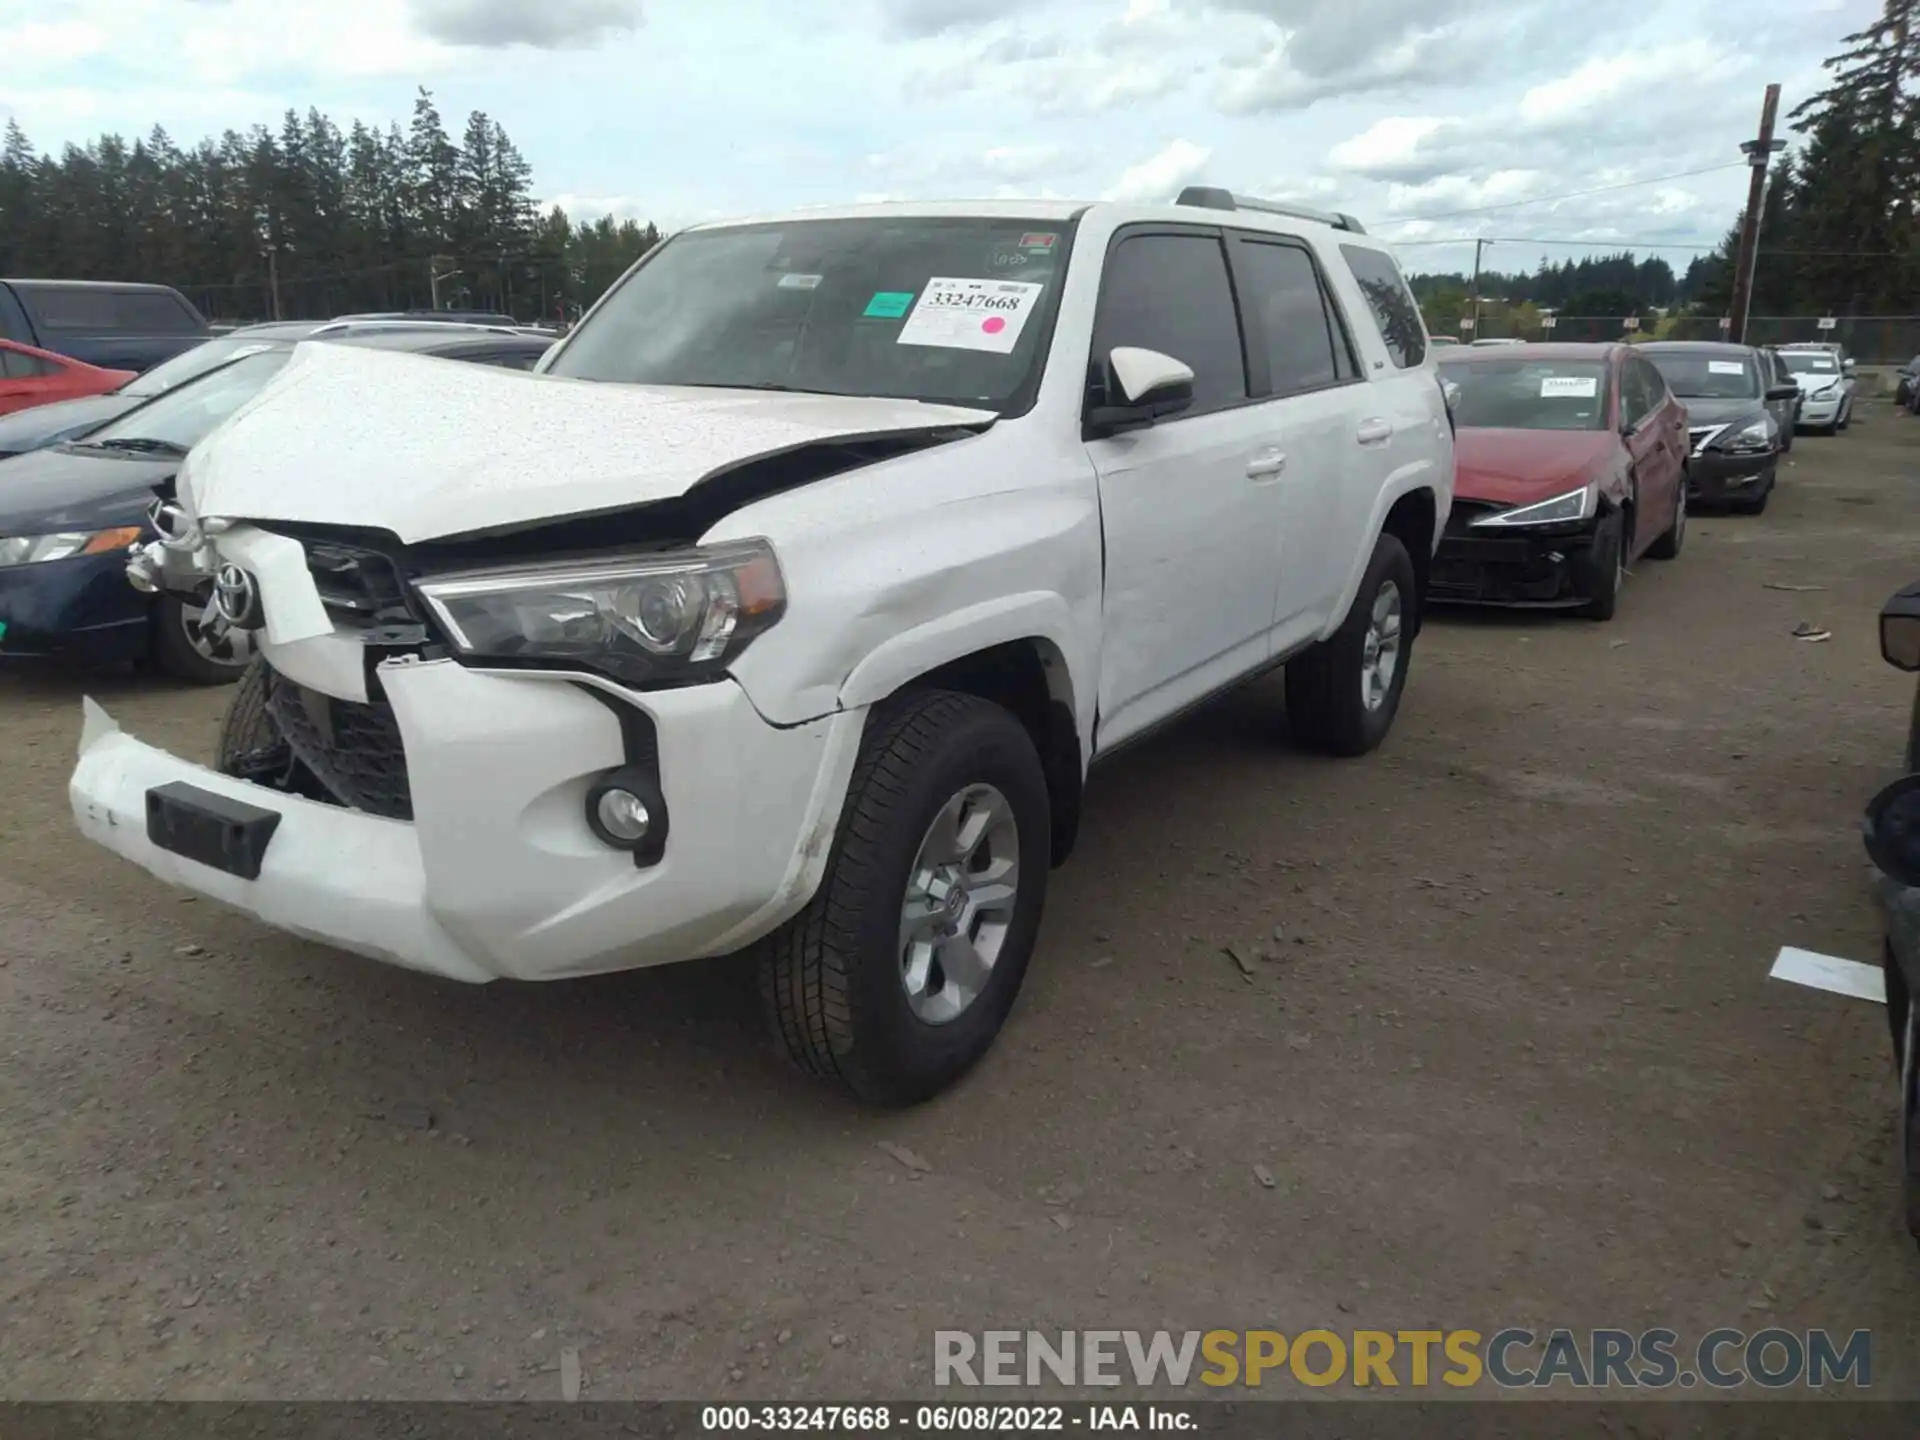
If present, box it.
[1433,343,1688,622]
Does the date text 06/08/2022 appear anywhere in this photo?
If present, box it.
[700,1404,1194,1431]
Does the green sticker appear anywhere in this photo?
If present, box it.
[0,619,7,643]
[864,291,914,319]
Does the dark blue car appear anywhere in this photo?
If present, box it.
[0,325,549,682]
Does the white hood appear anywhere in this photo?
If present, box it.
[181,341,997,543]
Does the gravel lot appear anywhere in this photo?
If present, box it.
[3,409,1919,1401]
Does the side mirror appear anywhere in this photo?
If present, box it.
[1086,347,1195,437]
[1766,383,1800,402]
[1866,775,1920,884]
[1844,359,1857,376]
[1884,587,1920,669]
[1439,378,1461,413]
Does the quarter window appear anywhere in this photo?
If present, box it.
[1338,244,1427,368]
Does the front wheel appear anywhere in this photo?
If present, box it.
[1647,486,1686,560]
[1838,398,1853,432]
[1285,531,1417,757]
[759,690,1051,1106]
[1577,509,1625,621]
[150,594,251,685]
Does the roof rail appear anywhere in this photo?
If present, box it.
[1174,186,1367,234]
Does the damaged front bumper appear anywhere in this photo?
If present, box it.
[1687,449,1775,505]
[1429,510,1607,608]
[70,660,865,983]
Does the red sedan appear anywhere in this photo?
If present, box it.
[0,339,136,418]
[1433,342,1689,621]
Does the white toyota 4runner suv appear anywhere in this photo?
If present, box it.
[73,188,1452,1104]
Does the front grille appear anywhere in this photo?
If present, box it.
[1688,425,1726,456]
[264,667,413,820]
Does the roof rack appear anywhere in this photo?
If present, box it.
[1174,186,1367,234]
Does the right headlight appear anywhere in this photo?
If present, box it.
[414,539,786,687]
[1467,485,1595,528]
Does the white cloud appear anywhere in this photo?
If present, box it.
[0,20,111,66]
[409,0,645,49]
[1329,116,1450,173]
[1105,138,1211,201]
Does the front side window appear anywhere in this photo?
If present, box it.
[1435,358,1611,432]
[548,216,1075,415]
[1338,244,1427,368]
[1091,232,1248,415]
[75,349,292,454]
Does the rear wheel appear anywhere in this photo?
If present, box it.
[758,690,1050,1106]
[1285,532,1416,757]
[150,595,251,685]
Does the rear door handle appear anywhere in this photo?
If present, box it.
[1245,450,1287,480]
[1356,418,1394,446]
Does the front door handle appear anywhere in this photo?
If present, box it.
[1245,450,1287,480]
[1356,417,1394,446]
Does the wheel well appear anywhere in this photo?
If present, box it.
[896,639,1083,868]
[1382,489,1436,631]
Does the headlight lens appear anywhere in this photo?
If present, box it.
[0,527,143,568]
[414,539,786,686]
[1467,485,1595,528]
[1716,418,1775,452]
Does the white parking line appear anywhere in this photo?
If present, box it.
[1770,946,1886,1003]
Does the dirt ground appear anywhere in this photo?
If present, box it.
[3,408,1919,1403]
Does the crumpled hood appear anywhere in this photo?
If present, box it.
[1452,428,1617,506]
[181,341,998,543]
[1792,373,1842,397]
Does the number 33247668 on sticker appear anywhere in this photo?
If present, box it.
[897,277,1044,354]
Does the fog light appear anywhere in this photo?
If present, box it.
[584,765,669,865]
[595,788,651,842]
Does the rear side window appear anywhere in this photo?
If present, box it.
[1620,361,1652,426]
[1092,232,1248,416]
[24,287,202,336]
[1234,239,1356,397]
[1338,244,1426,369]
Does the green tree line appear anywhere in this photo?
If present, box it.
[0,88,662,324]
[1686,1,1918,318]
[1407,253,1684,330]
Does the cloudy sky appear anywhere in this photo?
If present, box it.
[0,0,1878,276]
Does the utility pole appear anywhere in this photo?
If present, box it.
[1464,238,1487,340]
[1728,83,1785,345]
[266,246,282,322]
[429,254,461,311]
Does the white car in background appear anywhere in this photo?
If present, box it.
[1778,343,1856,434]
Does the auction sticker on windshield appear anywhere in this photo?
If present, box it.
[1541,376,1598,398]
[1709,361,1746,375]
[897,277,1044,354]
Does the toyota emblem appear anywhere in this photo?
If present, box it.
[211,563,259,628]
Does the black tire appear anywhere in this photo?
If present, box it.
[1779,424,1794,454]
[758,690,1050,1106]
[1838,399,1852,432]
[1577,508,1624,621]
[1285,531,1417,757]
[1904,679,1920,776]
[149,595,249,685]
[215,658,278,773]
[1646,485,1686,560]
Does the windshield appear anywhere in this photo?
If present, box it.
[1643,351,1759,400]
[1781,351,1839,376]
[1437,358,1611,431]
[547,216,1075,413]
[80,349,293,451]
[121,336,291,397]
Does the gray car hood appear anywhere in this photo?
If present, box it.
[180,341,998,543]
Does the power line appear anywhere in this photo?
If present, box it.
[1374,162,1750,227]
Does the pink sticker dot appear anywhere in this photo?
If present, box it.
[981,316,1007,335]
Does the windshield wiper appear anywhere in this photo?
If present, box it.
[69,437,190,457]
